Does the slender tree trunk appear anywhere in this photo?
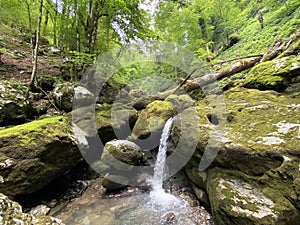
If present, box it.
[75,0,81,52]
[24,0,34,58]
[29,0,43,91]
[43,9,49,36]
[53,0,58,46]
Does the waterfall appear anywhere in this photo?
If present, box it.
[150,117,181,210]
[152,117,174,192]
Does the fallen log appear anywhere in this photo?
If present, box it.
[180,56,262,93]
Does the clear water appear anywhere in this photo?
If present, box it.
[57,190,213,225]
[56,118,214,224]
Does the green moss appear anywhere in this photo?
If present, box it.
[0,116,68,148]
[244,56,300,91]
[217,1,300,60]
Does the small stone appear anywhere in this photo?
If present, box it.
[30,205,51,216]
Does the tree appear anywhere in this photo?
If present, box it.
[29,0,43,91]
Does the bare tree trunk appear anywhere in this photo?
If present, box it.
[43,9,49,36]
[53,0,58,46]
[24,0,34,58]
[75,0,81,52]
[29,0,43,91]
[181,57,261,93]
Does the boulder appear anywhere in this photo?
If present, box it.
[0,80,31,126]
[132,100,176,140]
[98,78,126,104]
[0,116,82,196]
[101,140,144,171]
[180,88,300,224]
[0,193,64,224]
[244,55,300,91]
[207,168,300,225]
[165,94,195,112]
[51,83,75,112]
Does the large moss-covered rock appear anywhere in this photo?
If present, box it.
[132,100,176,139]
[0,116,82,196]
[0,80,31,126]
[0,193,63,224]
[244,55,300,91]
[181,88,300,224]
[207,168,300,225]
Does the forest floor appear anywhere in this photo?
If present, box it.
[0,25,63,83]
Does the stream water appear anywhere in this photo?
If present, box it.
[56,118,214,225]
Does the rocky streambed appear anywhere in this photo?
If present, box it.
[1,53,300,224]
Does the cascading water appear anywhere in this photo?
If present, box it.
[149,117,182,210]
[57,116,214,224]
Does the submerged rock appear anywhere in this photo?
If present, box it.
[0,193,64,224]
[0,116,82,196]
[101,174,129,191]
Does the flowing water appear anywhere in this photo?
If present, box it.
[56,118,214,225]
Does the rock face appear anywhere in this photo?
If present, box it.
[0,116,82,196]
[244,55,300,91]
[0,193,64,224]
[0,80,30,126]
[181,88,300,224]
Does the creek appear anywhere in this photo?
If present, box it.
[55,117,214,225]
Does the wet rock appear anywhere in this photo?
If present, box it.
[0,80,31,126]
[0,116,82,196]
[30,205,50,216]
[161,211,176,224]
[0,193,64,224]
[101,174,128,191]
[190,183,210,210]
[244,55,300,91]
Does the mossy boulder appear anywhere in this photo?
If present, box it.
[165,94,195,112]
[0,116,82,196]
[132,100,176,139]
[0,193,63,224]
[181,88,300,224]
[207,168,300,225]
[101,140,144,171]
[189,88,300,175]
[0,80,31,126]
[244,55,300,91]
